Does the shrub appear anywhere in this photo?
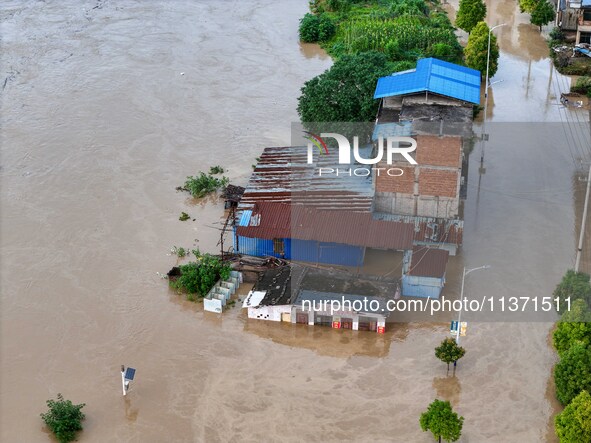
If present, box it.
[554,270,591,313]
[170,253,232,298]
[554,344,591,405]
[549,27,565,42]
[555,390,591,443]
[40,394,85,443]
[553,299,591,356]
[571,76,591,96]
[179,212,190,221]
[299,13,336,43]
[182,172,228,198]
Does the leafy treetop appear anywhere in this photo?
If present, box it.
[464,21,499,78]
[435,338,466,371]
[554,344,591,405]
[455,0,487,34]
[555,390,591,443]
[553,299,591,356]
[419,399,464,443]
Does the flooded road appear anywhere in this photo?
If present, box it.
[0,0,588,442]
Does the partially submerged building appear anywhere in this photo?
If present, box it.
[371,57,480,256]
[243,267,389,333]
[232,57,479,300]
[402,246,449,298]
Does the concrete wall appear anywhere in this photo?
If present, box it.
[374,192,459,219]
[248,304,291,321]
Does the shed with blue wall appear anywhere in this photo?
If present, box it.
[402,246,449,299]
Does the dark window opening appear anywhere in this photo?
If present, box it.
[315,315,332,327]
[273,238,284,255]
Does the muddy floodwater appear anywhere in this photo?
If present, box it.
[1,0,589,442]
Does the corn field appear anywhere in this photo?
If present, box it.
[340,16,460,56]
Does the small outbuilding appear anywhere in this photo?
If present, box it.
[402,246,449,299]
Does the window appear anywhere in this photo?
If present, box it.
[581,32,591,44]
[583,10,591,21]
[273,238,284,255]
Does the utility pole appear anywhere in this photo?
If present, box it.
[575,109,591,272]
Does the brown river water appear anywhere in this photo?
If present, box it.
[1,0,589,442]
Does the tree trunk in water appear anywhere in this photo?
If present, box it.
[439,436,442,443]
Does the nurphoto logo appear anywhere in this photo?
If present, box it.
[304,132,418,177]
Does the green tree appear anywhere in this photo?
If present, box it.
[455,0,487,34]
[555,344,591,405]
[435,338,466,371]
[297,51,404,124]
[530,0,555,31]
[464,21,499,77]
[553,299,591,356]
[519,0,538,13]
[555,390,591,442]
[419,399,464,443]
[40,394,86,443]
[554,270,591,312]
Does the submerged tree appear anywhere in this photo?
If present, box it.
[40,394,86,443]
[455,0,487,34]
[464,21,499,77]
[419,399,464,443]
[435,338,466,371]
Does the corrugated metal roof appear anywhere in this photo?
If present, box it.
[374,58,481,105]
[236,202,415,250]
[408,246,449,278]
[238,146,374,213]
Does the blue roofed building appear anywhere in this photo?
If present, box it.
[373,57,481,105]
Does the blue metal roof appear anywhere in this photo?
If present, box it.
[583,0,591,7]
[374,58,481,105]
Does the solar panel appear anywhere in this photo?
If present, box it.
[124,367,136,380]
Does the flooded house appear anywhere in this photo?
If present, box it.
[242,266,390,333]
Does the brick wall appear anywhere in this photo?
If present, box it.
[419,169,458,197]
[375,165,414,194]
[415,135,462,168]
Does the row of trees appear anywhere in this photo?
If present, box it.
[419,338,467,441]
[551,271,591,441]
